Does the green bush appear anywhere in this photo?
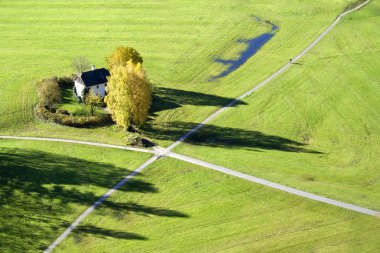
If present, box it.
[35,106,112,128]
[36,77,61,109]
[125,133,154,147]
[126,133,139,145]
[73,107,90,116]
[57,76,75,88]
[56,109,70,115]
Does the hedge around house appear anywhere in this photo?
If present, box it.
[35,76,113,128]
[35,106,112,128]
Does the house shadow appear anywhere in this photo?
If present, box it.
[210,19,279,81]
[144,121,321,154]
[0,148,188,252]
[210,33,275,81]
[149,87,247,115]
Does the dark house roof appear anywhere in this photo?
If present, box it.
[76,68,110,87]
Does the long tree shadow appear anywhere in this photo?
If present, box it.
[102,201,189,218]
[145,121,321,154]
[0,148,188,252]
[150,87,247,115]
[75,225,147,240]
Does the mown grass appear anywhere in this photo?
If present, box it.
[175,1,380,210]
[57,158,380,253]
[0,140,151,252]
[58,86,107,116]
[0,0,355,146]
[58,86,84,114]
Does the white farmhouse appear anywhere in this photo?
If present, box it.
[73,66,110,100]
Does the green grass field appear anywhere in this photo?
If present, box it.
[0,0,356,146]
[175,1,380,210]
[56,158,380,252]
[0,140,151,252]
[1,1,379,252]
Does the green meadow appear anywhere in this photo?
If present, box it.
[176,1,380,210]
[0,0,355,146]
[0,140,151,252]
[1,0,379,252]
[57,158,380,253]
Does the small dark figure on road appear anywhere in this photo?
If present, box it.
[289,58,293,63]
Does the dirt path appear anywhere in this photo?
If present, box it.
[167,152,380,217]
[0,136,154,154]
[3,135,378,223]
[2,133,378,253]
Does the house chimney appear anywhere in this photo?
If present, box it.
[91,65,95,71]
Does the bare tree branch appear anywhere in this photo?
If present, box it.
[72,56,90,73]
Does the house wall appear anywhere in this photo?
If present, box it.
[89,83,106,97]
[74,81,85,98]
[75,81,106,98]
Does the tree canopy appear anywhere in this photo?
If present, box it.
[106,47,143,69]
[84,90,103,116]
[105,61,151,129]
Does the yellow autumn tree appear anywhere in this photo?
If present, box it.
[105,61,151,129]
[106,46,143,69]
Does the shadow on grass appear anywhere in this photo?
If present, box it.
[150,87,247,114]
[61,85,76,105]
[145,89,319,154]
[210,18,279,81]
[0,148,188,252]
[103,201,189,218]
[75,225,147,240]
[210,33,275,81]
[144,121,321,154]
